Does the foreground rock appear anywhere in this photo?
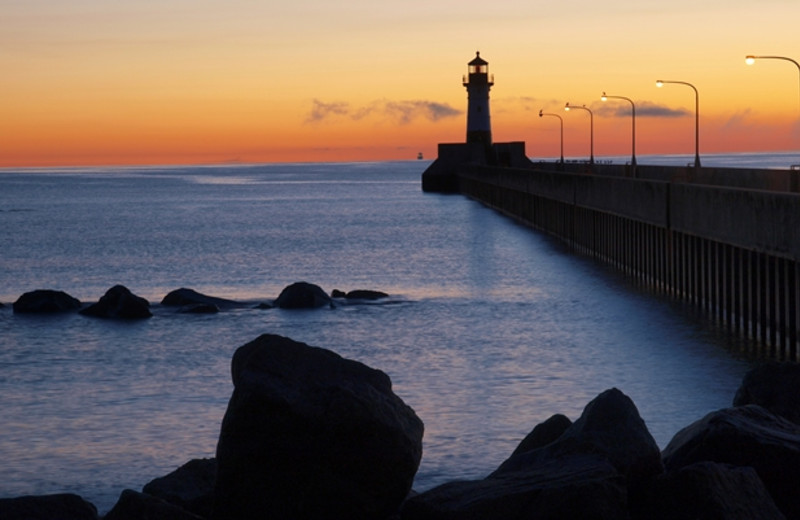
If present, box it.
[13,289,81,313]
[79,285,152,319]
[404,388,660,519]
[663,404,800,519]
[160,288,238,313]
[142,458,216,518]
[734,362,800,425]
[274,281,332,309]
[104,490,203,520]
[636,461,785,520]
[213,334,424,520]
[0,494,98,520]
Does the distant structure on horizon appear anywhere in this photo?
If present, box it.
[422,52,533,192]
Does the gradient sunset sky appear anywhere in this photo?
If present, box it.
[3,0,799,166]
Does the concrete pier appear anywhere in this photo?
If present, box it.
[425,161,800,360]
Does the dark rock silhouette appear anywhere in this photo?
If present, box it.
[510,413,572,456]
[142,458,216,518]
[12,289,81,313]
[274,281,332,309]
[79,285,151,319]
[177,303,219,314]
[104,489,203,520]
[635,461,785,520]
[213,334,424,520]
[404,388,660,519]
[663,404,800,519]
[734,362,800,425]
[0,493,98,520]
[161,288,237,311]
[332,289,390,300]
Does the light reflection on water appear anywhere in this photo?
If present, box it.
[0,160,755,513]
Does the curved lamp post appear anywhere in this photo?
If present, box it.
[539,109,564,164]
[656,80,701,168]
[601,92,636,168]
[745,55,800,110]
[564,102,594,165]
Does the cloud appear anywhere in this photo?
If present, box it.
[595,101,689,118]
[305,98,461,124]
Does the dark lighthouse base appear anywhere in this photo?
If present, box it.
[421,141,534,193]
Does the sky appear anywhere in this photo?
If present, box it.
[2,0,800,166]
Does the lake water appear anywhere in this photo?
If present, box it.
[2,154,789,513]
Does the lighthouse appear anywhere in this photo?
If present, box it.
[463,51,493,147]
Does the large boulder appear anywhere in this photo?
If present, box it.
[511,413,572,456]
[0,493,98,520]
[161,288,238,311]
[13,289,81,313]
[79,285,152,319]
[635,461,785,520]
[733,362,800,425]
[492,388,663,487]
[104,489,203,520]
[213,334,424,520]
[142,458,216,518]
[402,454,627,520]
[274,281,332,309]
[663,404,800,519]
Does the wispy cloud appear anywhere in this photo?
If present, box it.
[595,101,690,118]
[305,99,461,124]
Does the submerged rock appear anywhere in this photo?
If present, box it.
[274,281,332,309]
[332,289,390,301]
[213,334,424,520]
[161,288,237,310]
[13,289,81,314]
[79,285,151,319]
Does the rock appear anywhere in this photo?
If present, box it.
[104,489,203,520]
[0,493,98,520]
[402,454,627,520]
[634,461,785,520]
[333,289,390,301]
[733,362,800,425]
[142,458,216,518]
[12,289,81,313]
[663,404,800,519]
[511,413,572,456]
[274,281,332,309]
[161,288,237,310]
[213,334,424,520]
[492,388,663,487]
[79,285,151,319]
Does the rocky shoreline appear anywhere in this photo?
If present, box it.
[3,300,800,519]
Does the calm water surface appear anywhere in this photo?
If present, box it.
[0,158,762,512]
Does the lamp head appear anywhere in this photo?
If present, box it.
[601,92,608,102]
[538,109,543,117]
[656,80,664,87]
[564,103,570,111]
[745,55,756,65]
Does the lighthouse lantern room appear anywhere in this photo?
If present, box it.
[463,51,494,147]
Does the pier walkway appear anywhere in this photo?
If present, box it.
[424,158,800,360]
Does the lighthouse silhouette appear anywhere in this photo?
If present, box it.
[421,52,533,192]
[464,51,493,148]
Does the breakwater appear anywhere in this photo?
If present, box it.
[425,161,800,360]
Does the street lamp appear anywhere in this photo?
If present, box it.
[601,92,636,168]
[745,55,800,110]
[656,80,701,168]
[539,109,564,164]
[564,102,594,165]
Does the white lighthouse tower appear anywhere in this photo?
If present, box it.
[463,51,493,147]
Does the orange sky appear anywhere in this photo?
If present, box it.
[2,0,799,166]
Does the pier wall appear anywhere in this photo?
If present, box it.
[454,164,800,360]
